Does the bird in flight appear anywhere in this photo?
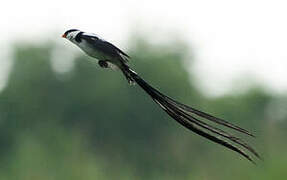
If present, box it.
[62,29,260,163]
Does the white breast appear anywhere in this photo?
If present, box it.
[76,40,107,60]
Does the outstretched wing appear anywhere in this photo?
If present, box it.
[80,33,130,62]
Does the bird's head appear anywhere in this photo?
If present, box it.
[62,29,80,41]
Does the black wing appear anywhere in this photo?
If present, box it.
[81,34,130,61]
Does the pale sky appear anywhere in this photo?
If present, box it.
[1,0,287,96]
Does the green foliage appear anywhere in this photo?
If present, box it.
[0,37,286,179]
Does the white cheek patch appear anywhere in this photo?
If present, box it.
[67,31,81,40]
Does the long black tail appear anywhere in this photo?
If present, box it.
[124,67,260,163]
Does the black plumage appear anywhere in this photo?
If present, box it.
[63,29,260,163]
[125,68,260,163]
[81,34,130,60]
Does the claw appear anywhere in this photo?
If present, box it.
[98,60,109,68]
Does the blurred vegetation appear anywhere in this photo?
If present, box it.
[0,36,287,179]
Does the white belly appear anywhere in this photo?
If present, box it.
[75,40,123,70]
[77,40,107,60]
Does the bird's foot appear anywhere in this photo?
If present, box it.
[98,60,109,68]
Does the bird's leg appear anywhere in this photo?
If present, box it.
[98,60,109,68]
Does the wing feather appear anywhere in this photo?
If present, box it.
[81,34,130,62]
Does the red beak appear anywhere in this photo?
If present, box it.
[62,34,66,38]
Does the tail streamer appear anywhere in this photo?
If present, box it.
[126,68,260,163]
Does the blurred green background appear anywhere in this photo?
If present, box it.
[0,36,286,180]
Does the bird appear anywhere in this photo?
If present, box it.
[62,29,260,163]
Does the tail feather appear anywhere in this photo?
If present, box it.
[125,67,260,163]
[164,105,255,164]
[122,69,135,85]
[165,97,255,137]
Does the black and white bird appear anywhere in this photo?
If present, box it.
[62,29,260,163]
